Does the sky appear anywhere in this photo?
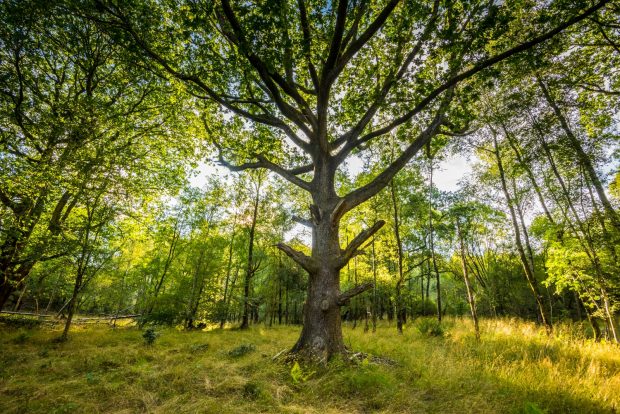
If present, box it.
[189,153,473,193]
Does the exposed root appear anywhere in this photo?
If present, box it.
[272,347,398,367]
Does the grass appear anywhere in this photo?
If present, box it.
[0,317,618,413]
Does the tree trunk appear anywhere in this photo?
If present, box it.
[390,180,405,334]
[457,220,480,340]
[240,176,262,329]
[492,130,552,334]
[537,126,617,341]
[220,213,237,329]
[371,235,377,333]
[291,215,346,359]
[427,154,442,322]
[61,267,84,341]
[502,122,555,225]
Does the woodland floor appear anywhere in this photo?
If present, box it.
[0,317,619,414]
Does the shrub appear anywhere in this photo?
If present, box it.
[142,328,158,345]
[409,299,437,317]
[415,318,444,337]
[290,361,315,384]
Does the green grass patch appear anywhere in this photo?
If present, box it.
[0,318,618,413]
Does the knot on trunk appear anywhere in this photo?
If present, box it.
[320,299,330,311]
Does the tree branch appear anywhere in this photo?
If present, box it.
[215,147,312,192]
[352,0,610,147]
[338,220,385,268]
[276,242,316,273]
[322,0,349,81]
[292,215,313,227]
[337,282,373,306]
[342,102,448,214]
[219,0,317,133]
[332,0,440,155]
[327,0,400,86]
[297,0,319,90]
[95,1,313,153]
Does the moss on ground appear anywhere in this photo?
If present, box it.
[0,317,618,413]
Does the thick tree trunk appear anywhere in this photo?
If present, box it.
[291,212,346,358]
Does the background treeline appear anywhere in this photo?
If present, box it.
[1,1,618,341]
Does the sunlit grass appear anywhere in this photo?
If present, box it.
[0,317,618,413]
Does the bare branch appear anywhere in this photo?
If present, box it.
[338,220,386,268]
[276,242,317,273]
[215,148,312,192]
[337,282,373,306]
[292,215,313,227]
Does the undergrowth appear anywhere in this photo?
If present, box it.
[0,317,618,413]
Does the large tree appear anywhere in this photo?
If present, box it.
[89,0,611,359]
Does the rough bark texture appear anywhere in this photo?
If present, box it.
[291,212,346,359]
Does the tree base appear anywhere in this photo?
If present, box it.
[273,346,398,367]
